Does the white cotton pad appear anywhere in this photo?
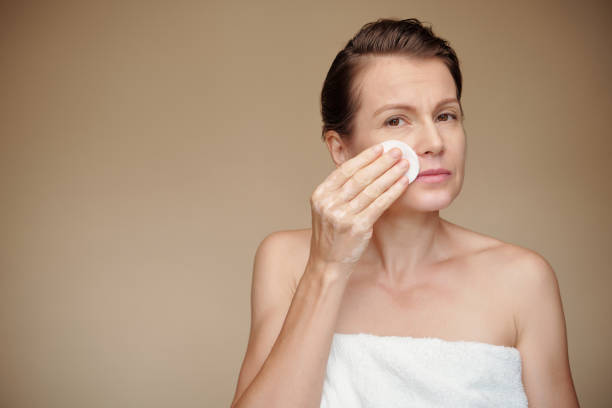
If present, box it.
[380,140,420,184]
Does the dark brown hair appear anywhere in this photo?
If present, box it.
[320,18,463,141]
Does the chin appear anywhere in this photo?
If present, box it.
[392,188,457,212]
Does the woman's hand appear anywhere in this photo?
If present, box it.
[308,144,411,273]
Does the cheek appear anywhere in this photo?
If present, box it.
[445,133,466,161]
[347,137,377,157]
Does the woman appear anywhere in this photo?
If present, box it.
[231,18,579,407]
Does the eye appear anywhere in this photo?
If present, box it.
[385,117,405,127]
[437,112,458,122]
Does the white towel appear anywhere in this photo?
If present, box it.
[320,333,528,408]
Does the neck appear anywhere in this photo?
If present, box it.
[359,207,449,285]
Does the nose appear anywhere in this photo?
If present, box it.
[414,120,444,157]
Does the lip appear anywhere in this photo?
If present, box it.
[418,168,451,177]
[416,168,451,183]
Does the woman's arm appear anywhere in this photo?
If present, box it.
[230,231,350,408]
[231,144,410,407]
[515,251,580,407]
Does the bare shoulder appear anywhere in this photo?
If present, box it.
[257,228,310,262]
[446,220,554,273]
[487,239,563,331]
[477,232,557,287]
[256,228,312,295]
[445,220,559,297]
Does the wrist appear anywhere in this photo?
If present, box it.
[305,256,353,285]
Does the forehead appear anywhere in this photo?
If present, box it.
[355,55,457,112]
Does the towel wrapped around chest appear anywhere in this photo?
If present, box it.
[320,333,528,408]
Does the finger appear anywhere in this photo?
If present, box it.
[357,173,410,223]
[318,143,383,193]
[337,148,404,202]
[347,159,410,213]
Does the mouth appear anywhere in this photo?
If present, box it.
[416,168,451,183]
[418,168,451,177]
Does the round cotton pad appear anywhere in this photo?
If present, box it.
[380,140,420,184]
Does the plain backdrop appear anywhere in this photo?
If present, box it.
[1,0,611,407]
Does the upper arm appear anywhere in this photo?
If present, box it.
[231,231,300,406]
[514,250,580,407]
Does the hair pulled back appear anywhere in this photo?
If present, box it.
[320,18,463,141]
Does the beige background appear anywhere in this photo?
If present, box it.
[1,0,611,407]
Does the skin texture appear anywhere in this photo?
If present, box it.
[231,55,580,407]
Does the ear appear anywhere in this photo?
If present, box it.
[324,130,351,167]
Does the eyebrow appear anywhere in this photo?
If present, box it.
[373,97,461,117]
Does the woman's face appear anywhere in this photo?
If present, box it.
[338,55,466,213]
